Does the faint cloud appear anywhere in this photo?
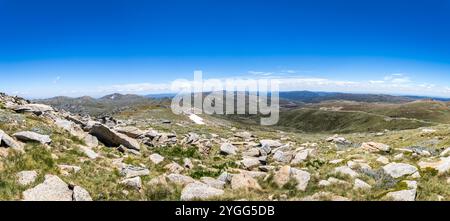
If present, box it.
[52,76,61,84]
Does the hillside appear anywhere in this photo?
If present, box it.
[36,94,157,117]
[1,91,450,202]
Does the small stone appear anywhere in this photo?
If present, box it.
[230,173,262,191]
[220,143,237,155]
[166,174,196,186]
[149,153,164,165]
[120,177,142,190]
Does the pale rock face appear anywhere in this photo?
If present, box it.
[166,174,196,186]
[418,157,450,175]
[78,145,99,159]
[149,153,165,165]
[440,147,450,157]
[260,140,282,148]
[385,189,416,201]
[83,134,99,148]
[242,148,261,157]
[22,175,73,201]
[201,177,226,189]
[114,126,145,139]
[291,168,310,191]
[220,143,237,155]
[58,165,81,176]
[164,162,184,174]
[274,165,292,187]
[291,149,310,165]
[14,104,54,115]
[376,156,390,165]
[183,158,194,169]
[89,123,140,150]
[240,157,261,170]
[383,163,418,178]
[72,186,93,201]
[0,129,24,151]
[361,142,390,153]
[120,165,150,178]
[13,131,52,144]
[334,166,359,178]
[353,179,371,190]
[120,177,142,190]
[230,173,262,191]
[180,182,224,201]
[272,150,293,164]
[16,170,38,186]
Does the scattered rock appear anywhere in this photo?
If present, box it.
[120,165,150,178]
[291,168,310,191]
[149,153,164,165]
[354,179,371,190]
[78,145,99,159]
[201,177,226,189]
[0,129,24,151]
[164,162,184,174]
[334,166,359,178]
[22,175,72,201]
[120,177,142,190]
[72,186,92,201]
[58,165,81,176]
[291,149,310,164]
[89,123,140,151]
[230,173,262,191]
[180,182,224,201]
[220,143,237,155]
[385,189,416,201]
[376,156,390,165]
[14,104,53,115]
[166,174,196,186]
[240,157,261,170]
[361,142,390,153]
[115,126,145,138]
[383,163,418,179]
[272,150,293,164]
[13,131,51,144]
[418,157,450,175]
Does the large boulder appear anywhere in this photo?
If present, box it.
[89,123,140,151]
[22,175,72,201]
[383,163,418,178]
[385,189,416,201]
[120,165,150,178]
[14,104,54,116]
[0,129,23,151]
[13,131,51,144]
[180,182,224,201]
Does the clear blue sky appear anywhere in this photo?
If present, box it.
[1,0,450,98]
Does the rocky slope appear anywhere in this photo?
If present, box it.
[1,92,450,201]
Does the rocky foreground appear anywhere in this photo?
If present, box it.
[1,92,450,201]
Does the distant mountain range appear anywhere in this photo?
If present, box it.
[36,91,450,117]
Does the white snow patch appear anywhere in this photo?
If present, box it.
[189,114,205,125]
